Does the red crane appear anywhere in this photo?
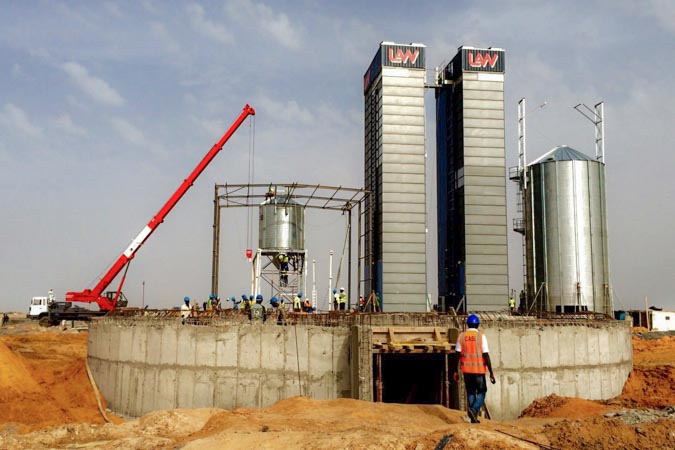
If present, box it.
[66,104,255,311]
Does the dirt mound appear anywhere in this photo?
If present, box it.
[0,332,110,432]
[611,365,675,408]
[632,334,675,366]
[543,416,675,450]
[520,394,612,419]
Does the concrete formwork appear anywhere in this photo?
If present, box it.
[479,319,632,419]
[89,314,632,421]
[88,318,351,417]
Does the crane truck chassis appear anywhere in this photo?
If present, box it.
[34,105,255,325]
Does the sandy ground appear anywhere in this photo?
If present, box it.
[0,315,673,449]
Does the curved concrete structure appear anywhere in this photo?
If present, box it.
[88,315,631,420]
[88,318,351,417]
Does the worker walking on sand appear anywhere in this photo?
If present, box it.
[454,314,495,423]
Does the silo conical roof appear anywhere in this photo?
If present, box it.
[529,145,594,165]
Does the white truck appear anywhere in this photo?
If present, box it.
[27,290,56,321]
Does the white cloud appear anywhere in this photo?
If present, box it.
[187,3,234,45]
[0,103,42,137]
[110,117,145,145]
[52,114,88,137]
[255,94,313,125]
[227,0,301,49]
[11,63,24,79]
[103,1,123,18]
[150,22,182,56]
[141,0,159,14]
[61,62,125,107]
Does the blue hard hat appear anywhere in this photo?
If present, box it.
[332,289,337,294]
[249,295,254,300]
[256,294,263,300]
[184,296,190,302]
[241,294,247,299]
[298,292,303,298]
[467,314,480,327]
[270,296,278,304]
[230,296,236,301]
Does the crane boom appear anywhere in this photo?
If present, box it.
[66,104,255,310]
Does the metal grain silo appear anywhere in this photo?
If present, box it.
[525,146,611,314]
[258,198,304,251]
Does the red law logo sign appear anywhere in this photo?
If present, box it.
[467,51,499,69]
[387,47,420,65]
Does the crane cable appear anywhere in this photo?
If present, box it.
[334,217,350,287]
[246,116,256,254]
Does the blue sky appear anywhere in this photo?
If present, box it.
[1,0,674,312]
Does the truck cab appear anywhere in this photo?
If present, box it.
[27,296,50,319]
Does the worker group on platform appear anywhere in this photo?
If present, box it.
[178,286,386,325]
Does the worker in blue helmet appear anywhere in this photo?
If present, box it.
[249,294,266,322]
[230,296,240,310]
[454,314,495,423]
[181,296,191,324]
[332,289,339,311]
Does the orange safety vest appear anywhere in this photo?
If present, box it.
[459,329,486,374]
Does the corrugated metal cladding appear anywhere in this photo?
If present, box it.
[436,46,508,312]
[364,42,427,312]
[525,152,611,314]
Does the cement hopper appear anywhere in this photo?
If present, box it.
[525,145,611,314]
[258,196,305,260]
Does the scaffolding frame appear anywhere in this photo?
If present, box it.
[211,183,369,309]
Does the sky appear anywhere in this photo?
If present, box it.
[1,0,674,313]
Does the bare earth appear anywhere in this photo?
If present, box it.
[0,316,673,449]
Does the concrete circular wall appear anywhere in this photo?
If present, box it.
[480,320,632,419]
[88,318,352,418]
[89,316,632,421]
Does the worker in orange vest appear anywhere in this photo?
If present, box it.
[454,314,495,423]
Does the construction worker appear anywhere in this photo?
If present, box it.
[338,287,347,311]
[332,289,339,311]
[293,292,303,312]
[230,296,240,310]
[249,294,266,322]
[180,296,191,325]
[508,292,516,314]
[240,294,248,310]
[454,314,496,423]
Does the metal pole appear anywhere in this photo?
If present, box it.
[348,208,352,310]
[357,200,362,305]
[142,280,145,309]
[303,255,307,304]
[312,259,317,310]
[211,185,221,297]
[328,250,334,311]
[595,101,605,163]
[444,353,450,408]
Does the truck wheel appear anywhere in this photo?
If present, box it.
[38,317,51,327]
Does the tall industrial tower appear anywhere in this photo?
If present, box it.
[363,42,427,312]
[435,46,508,312]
